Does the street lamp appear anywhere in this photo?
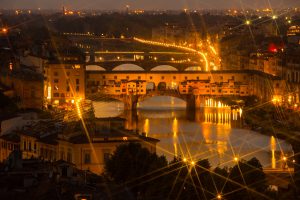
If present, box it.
[234,157,239,162]
[245,20,251,25]
[1,28,8,34]
[283,156,287,161]
[217,194,222,199]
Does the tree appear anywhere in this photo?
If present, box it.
[104,143,168,199]
[225,157,267,200]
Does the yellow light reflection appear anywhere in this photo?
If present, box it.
[172,118,179,157]
[271,136,276,169]
[144,118,149,137]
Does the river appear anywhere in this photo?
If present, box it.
[93,96,293,168]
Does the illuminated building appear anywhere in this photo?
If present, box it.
[287,25,300,45]
[0,118,158,174]
[44,63,85,106]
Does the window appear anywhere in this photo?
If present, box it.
[29,142,31,151]
[60,151,65,160]
[103,75,106,79]
[138,76,141,80]
[23,141,26,150]
[54,79,59,83]
[161,76,164,80]
[54,71,58,76]
[114,76,117,80]
[76,86,80,92]
[54,93,60,97]
[84,152,91,164]
[67,152,72,162]
[197,76,199,80]
[67,72,70,76]
[126,76,129,79]
[66,86,70,92]
[173,76,176,80]
[185,76,188,80]
[150,76,152,80]
[76,79,80,84]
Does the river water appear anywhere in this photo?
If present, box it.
[93,96,293,168]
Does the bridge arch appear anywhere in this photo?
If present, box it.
[86,65,106,71]
[146,82,156,91]
[138,95,187,110]
[151,65,178,71]
[112,64,145,71]
[185,66,202,71]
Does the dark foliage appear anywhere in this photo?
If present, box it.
[105,143,270,200]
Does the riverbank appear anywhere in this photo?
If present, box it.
[242,102,300,197]
[242,103,300,143]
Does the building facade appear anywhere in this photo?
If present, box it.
[44,63,86,106]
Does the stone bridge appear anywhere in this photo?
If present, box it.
[86,60,202,72]
[87,89,208,110]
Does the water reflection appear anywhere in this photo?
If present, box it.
[173,118,178,157]
[271,136,276,169]
[93,98,293,168]
[144,118,149,137]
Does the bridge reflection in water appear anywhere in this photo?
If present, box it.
[93,97,293,168]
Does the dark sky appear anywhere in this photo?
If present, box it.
[0,0,299,10]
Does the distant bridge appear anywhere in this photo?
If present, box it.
[85,60,203,72]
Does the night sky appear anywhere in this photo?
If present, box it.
[0,0,299,10]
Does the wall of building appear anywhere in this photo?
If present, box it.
[0,139,19,162]
[44,63,85,106]
[0,73,44,109]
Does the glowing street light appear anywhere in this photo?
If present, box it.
[283,156,287,161]
[1,28,8,34]
[272,15,278,20]
[234,157,239,162]
[183,158,187,162]
[245,20,251,25]
[190,161,195,166]
[217,194,222,199]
